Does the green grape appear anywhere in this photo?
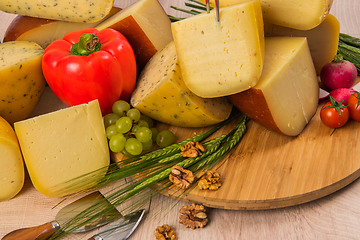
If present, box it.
[137,119,149,128]
[127,108,141,122]
[131,124,141,133]
[125,138,143,155]
[103,113,119,128]
[121,148,134,157]
[109,133,126,153]
[150,127,159,142]
[139,115,154,128]
[116,116,133,133]
[106,124,118,140]
[156,130,175,147]
[112,100,130,117]
[142,139,153,151]
[135,127,152,143]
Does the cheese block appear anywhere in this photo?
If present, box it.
[200,0,333,30]
[228,37,319,136]
[0,0,114,23]
[171,0,264,98]
[0,41,46,125]
[264,14,340,74]
[96,0,173,72]
[130,41,233,128]
[2,6,122,49]
[0,117,24,202]
[14,100,110,197]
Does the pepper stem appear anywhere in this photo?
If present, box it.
[70,33,101,56]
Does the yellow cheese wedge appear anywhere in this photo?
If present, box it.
[130,41,233,128]
[171,0,264,98]
[96,0,173,72]
[264,14,340,74]
[3,6,122,49]
[14,100,110,197]
[0,0,114,23]
[0,117,24,202]
[228,37,319,136]
[0,41,46,125]
[200,0,333,30]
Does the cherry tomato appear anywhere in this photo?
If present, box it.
[347,91,360,121]
[320,96,349,128]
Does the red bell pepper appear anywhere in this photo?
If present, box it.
[42,28,137,115]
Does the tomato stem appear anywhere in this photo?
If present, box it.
[70,34,101,56]
[322,96,348,115]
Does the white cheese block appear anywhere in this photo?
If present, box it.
[131,41,233,128]
[0,0,114,23]
[171,0,264,98]
[14,100,110,197]
[228,37,319,136]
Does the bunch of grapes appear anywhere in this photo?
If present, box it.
[103,100,175,156]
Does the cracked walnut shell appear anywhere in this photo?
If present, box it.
[179,203,208,229]
[198,170,222,190]
[169,165,194,189]
[155,224,177,240]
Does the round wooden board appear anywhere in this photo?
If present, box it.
[113,99,360,210]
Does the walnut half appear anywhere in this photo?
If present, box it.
[169,165,194,189]
[181,141,206,158]
[197,170,222,190]
[179,203,208,229]
[155,224,177,240]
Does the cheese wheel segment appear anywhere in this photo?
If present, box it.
[264,14,340,74]
[14,100,110,197]
[0,0,114,23]
[229,37,319,136]
[171,0,264,98]
[0,117,24,202]
[96,0,173,72]
[130,41,233,128]
[0,41,46,124]
[200,0,333,30]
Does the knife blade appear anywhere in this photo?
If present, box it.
[2,191,121,240]
[88,209,145,240]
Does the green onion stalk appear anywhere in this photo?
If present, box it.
[49,114,249,239]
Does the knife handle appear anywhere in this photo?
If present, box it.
[1,221,58,240]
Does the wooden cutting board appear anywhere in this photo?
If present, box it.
[113,94,360,210]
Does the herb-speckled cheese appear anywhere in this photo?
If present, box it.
[171,0,264,98]
[0,0,114,23]
[0,41,46,124]
[130,41,233,128]
[14,100,110,197]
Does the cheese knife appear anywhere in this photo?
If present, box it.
[88,209,145,240]
[2,191,122,240]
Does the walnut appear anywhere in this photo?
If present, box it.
[169,165,194,189]
[155,224,177,240]
[197,170,222,190]
[181,141,206,158]
[179,203,208,229]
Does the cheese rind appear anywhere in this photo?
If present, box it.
[171,0,264,98]
[3,6,122,49]
[200,0,333,30]
[0,117,24,202]
[229,37,319,136]
[96,0,173,72]
[0,41,46,124]
[130,41,233,128]
[264,14,340,74]
[0,0,114,23]
[14,100,110,197]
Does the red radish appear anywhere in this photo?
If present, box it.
[320,55,357,90]
[329,88,354,105]
[319,88,330,100]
